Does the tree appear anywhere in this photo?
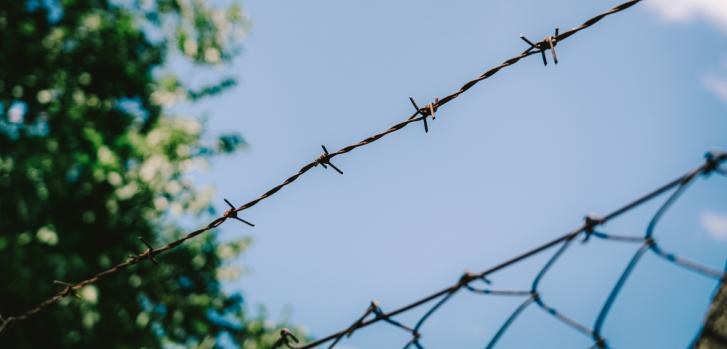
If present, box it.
[0,1,295,347]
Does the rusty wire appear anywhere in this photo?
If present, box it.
[0,0,652,336]
[272,151,727,349]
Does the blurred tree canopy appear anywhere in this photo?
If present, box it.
[0,0,297,347]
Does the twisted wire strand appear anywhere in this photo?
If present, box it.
[650,243,724,279]
[529,237,598,339]
[589,231,645,243]
[485,296,537,349]
[278,153,726,349]
[591,241,652,342]
[464,286,532,297]
[0,0,650,334]
[325,303,378,349]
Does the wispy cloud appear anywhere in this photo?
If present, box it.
[701,211,727,240]
[647,0,727,33]
[647,1,727,103]
[701,56,727,103]
[702,74,727,102]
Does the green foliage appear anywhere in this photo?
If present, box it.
[0,1,299,347]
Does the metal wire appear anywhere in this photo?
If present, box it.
[272,151,727,349]
[0,0,717,343]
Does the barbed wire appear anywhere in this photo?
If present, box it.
[0,0,656,336]
[272,151,727,349]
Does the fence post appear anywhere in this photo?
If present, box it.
[694,278,727,348]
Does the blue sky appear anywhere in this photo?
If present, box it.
[191,0,727,347]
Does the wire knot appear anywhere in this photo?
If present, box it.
[409,97,439,133]
[581,215,604,243]
[316,145,343,174]
[521,28,559,66]
[703,150,726,175]
[644,236,656,247]
[340,300,381,340]
[593,335,608,348]
[459,271,489,287]
[223,198,255,227]
[458,271,476,286]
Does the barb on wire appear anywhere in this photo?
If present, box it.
[52,280,81,299]
[0,0,659,335]
[131,236,159,264]
[277,151,727,349]
[521,28,559,65]
[273,328,301,349]
[223,198,255,227]
[408,97,439,133]
[316,145,344,175]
